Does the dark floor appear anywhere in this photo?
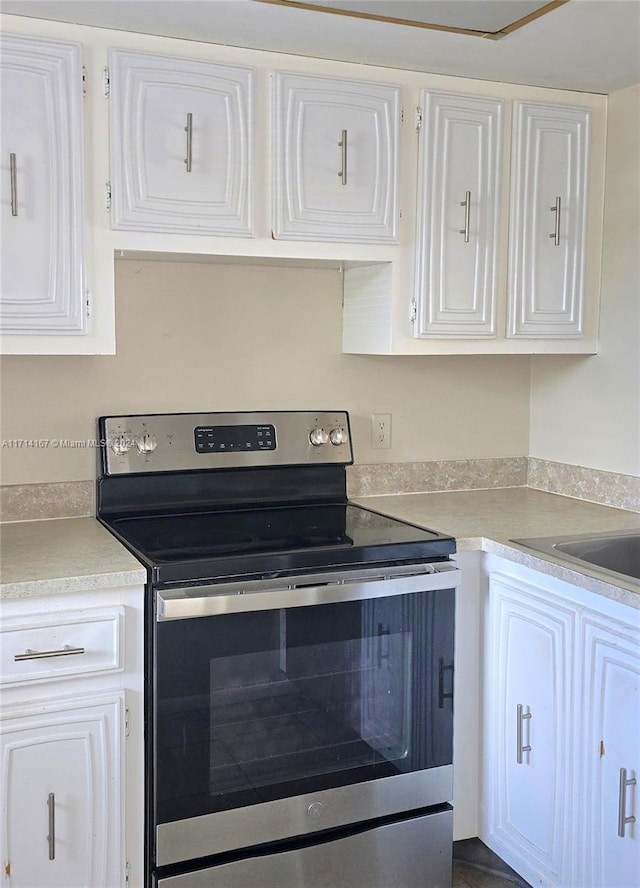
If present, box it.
[453,839,533,888]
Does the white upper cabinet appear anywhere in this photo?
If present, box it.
[109,49,254,236]
[508,102,590,338]
[0,34,87,338]
[414,91,503,338]
[273,72,400,242]
[0,15,607,356]
[344,84,604,355]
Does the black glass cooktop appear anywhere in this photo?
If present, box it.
[104,503,455,586]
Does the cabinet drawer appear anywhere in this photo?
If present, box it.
[0,607,124,686]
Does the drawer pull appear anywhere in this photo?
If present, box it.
[15,644,85,662]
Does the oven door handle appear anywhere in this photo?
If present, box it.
[156,563,461,620]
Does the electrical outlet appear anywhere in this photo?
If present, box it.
[371,413,392,449]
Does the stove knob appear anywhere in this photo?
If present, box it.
[309,427,329,446]
[329,427,348,446]
[110,434,132,455]
[137,433,158,454]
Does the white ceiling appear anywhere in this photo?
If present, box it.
[1,0,639,94]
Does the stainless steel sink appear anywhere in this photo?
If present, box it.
[512,529,640,584]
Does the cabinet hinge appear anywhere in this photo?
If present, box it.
[125,859,131,886]
[82,66,87,97]
[409,297,417,323]
[86,290,92,318]
[401,106,404,124]
[105,181,112,212]
[415,106,423,132]
[103,67,110,98]
[125,706,131,738]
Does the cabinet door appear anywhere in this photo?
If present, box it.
[0,694,123,888]
[580,615,640,888]
[0,34,86,336]
[273,72,400,242]
[483,573,574,887]
[109,50,253,236]
[507,101,590,338]
[414,91,503,337]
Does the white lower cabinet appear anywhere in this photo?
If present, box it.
[1,694,123,888]
[580,615,640,888]
[482,556,640,888]
[0,589,144,888]
[483,572,574,885]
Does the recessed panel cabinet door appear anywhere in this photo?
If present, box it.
[485,574,574,887]
[109,50,254,235]
[414,91,503,338]
[507,102,590,338]
[581,617,640,888]
[0,694,123,888]
[274,72,400,242]
[0,35,86,335]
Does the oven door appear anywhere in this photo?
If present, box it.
[153,562,459,868]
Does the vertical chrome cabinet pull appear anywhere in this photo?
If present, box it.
[9,153,18,216]
[549,196,561,245]
[184,113,193,173]
[338,130,347,185]
[516,703,532,764]
[459,191,471,243]
[47,793,55,860]
[618,768,637,837]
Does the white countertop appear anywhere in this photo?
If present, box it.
[354,487,640,609]
[1,489,638,608]
[0,517,146,599]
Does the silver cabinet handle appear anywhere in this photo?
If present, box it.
[9,153,18,216]
[14,644,85,661]
[459,191,471,243]
[47,792,55,860]
[338,129,347,185]
[516,703,532,764]
[549,196,561,245]
[618,768,637,837]
[184,112,193,173]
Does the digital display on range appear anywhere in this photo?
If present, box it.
[194,424,276,454]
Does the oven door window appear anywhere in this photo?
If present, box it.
[154,588,454,824]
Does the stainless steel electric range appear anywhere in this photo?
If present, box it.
[96,411,460,888]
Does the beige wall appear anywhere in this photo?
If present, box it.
[529,84,640,477]
[0,260,531,485]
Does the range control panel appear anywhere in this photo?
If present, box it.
[99,411,352,475]
[194,424,276,454]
